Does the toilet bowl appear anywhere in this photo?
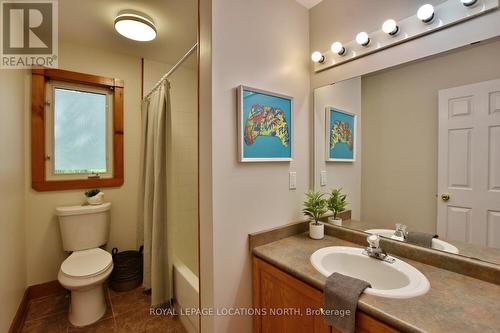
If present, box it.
[58,248,113,326]
[56,203,113,327]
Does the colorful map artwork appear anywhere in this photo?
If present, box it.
[330,120,353,151]
[244,104,290,147]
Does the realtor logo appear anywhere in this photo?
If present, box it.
[1,0,58,68]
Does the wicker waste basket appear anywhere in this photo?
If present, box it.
[109,246,143,292]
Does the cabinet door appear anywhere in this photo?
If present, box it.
[253,257,330,333]
[253,256,400,333]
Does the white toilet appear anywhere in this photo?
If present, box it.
[56,202,114,327]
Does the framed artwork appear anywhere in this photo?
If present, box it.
[325,107,356,162]
[238,85,293,162]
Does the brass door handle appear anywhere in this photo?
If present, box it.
[441,193,450,202]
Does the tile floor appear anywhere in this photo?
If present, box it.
[21,285,187,333]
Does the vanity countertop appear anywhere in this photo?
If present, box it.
[253,232,500,333]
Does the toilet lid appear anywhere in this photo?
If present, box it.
[61,248,112,278]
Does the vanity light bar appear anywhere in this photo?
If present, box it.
[312,0,498,72]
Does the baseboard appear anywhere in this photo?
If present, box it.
[8,289,29,333]
[8,280,67,333]
[27,280,66,300]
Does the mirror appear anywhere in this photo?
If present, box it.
[313,38,500,265]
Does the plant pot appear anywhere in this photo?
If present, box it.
[309,222,324,240]
[328,217,342,226]
[86,192,104,205]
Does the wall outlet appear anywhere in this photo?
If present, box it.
[320,171,327,186]
[289,172,297,190]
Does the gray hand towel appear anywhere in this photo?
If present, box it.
[323,272,371,333]
[406,231,438,248]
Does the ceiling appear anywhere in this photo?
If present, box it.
[59,0,197,64]
[295,0,324,9]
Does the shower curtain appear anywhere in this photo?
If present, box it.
[138,80,172,307]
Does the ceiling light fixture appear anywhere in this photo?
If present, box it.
[461,0,478,6]
[382,19,399,36]
[417,4,435,23]
[356,32,370,46]
[114,12,157,41]
[331,42,346,56]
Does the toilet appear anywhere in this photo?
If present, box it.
[56,202,113,327]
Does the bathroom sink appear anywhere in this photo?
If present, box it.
[310,246,430,299]
[365,229,459,254]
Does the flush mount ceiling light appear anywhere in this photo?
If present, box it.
[382,19,399,36]
[356,32,370,46]
[311,51,325,63]
[417,4,435,23]
[331,42,346,56]
[461,0,478,6]
[114,12,157,41]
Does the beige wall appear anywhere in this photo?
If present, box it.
[309,0,500,88]
[209,0,310,331]
[313,78,361,219]
[24,42,142,285]
[198,0,214,331]
[143,59,199,276]
[0,70,27,332]
[361,39,500,233]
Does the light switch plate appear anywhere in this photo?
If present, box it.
[320,171,327,186]
[289,172,297,190]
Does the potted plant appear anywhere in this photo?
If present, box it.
[302,191,328,239]
[85,189,104,205]
[327,188,347,226]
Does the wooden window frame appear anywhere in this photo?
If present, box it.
[31,68,124,191]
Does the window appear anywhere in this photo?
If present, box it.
[46,82,113,180]
[31,68,124,191]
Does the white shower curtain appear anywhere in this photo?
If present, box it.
[138,80,172,307]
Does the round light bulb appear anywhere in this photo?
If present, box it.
[382,19,399,35]
[330,42,346,55]
[311,51,324,63]
[461,0,478,6]
[417,4,435,23]
[355,32,370,46]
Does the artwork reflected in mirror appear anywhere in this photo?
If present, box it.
[326,107,356,162]
[313,38,500,266]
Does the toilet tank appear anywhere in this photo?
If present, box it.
[56,202,111,252]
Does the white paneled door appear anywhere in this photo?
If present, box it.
[438,79,500,249]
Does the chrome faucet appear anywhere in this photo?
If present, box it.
[363,234,395,263]
[394,223,408,240]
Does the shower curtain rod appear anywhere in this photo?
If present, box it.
[143,42,198,100]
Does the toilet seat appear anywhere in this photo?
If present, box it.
[61,248,113,279]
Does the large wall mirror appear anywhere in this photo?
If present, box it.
[313,37,500,265]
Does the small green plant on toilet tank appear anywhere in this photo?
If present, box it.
[84,189,104,205]
[327,188,348,226]
[85,189,100,198]
[302,191,328,240]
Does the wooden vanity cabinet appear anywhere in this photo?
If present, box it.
[252,257,400,333]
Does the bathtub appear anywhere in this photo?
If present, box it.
[173,263,199,333]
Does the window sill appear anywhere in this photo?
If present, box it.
[32,177,124,192]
